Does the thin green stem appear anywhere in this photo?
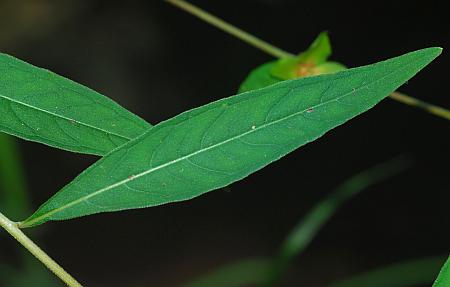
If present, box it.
[390,91,450,120]
[166,0,450,122]
[165,0,293,58]
[0,211,83,287]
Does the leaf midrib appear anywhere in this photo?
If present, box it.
[0,94,132,141]
[24,57,419,226]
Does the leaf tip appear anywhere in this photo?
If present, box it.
[425,46,443,58]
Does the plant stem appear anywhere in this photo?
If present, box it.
[0,211,83,287]
[390,91,450,120]
[165,0,293,58]
[166,0,450,122]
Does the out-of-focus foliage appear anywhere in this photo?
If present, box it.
[184,156,421,286]
[331,256,447,287]
[0,134,29,220]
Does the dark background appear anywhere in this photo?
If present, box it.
[0,0,449,286]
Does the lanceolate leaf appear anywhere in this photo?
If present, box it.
[20,48,441,227]
[0,53,150,156]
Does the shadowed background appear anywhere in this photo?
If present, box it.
[0,0,449,286]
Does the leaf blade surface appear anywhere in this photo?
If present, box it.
[21,48,441,227]
[0,53,150,155]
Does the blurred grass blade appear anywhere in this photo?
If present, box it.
[183,156,412,287]
[20,48,440,227]
[266,156,412,285]
[184,258,270,287]
[0,53,151,156]
[330,256,447,287]
[433,255,450,287]
[167,0,450,121]
[0,133,29,220]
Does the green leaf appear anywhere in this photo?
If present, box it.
[240,32,347,93]
[297,31,332,65]
[240,60,347,94]
[330,256,447,287]
[314,61,347,75]
[272,31,334,79]
[239,61,280,93]
[20,48,441,227]
[0,53,151,156]
[433,255,450,287]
